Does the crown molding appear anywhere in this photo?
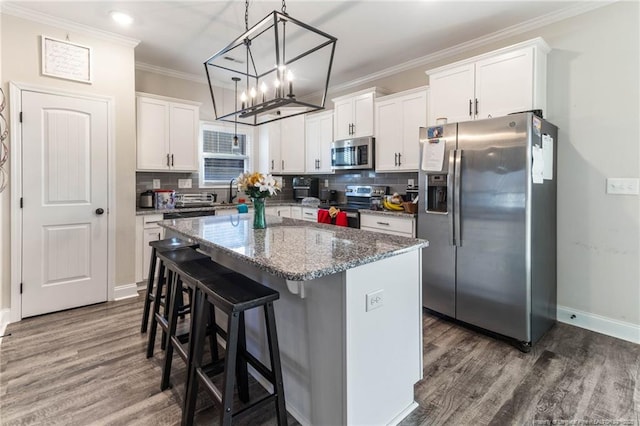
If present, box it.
[326,0,617,94]
[0,2,140,48]
[135,62,207,85]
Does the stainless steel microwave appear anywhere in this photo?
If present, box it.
[331,137,374,170]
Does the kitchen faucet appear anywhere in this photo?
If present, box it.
[228,178,237,204]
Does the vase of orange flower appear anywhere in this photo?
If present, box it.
[236,172,280,229]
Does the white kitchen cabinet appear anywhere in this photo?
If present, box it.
[135,214,164,283]
[301,207,318,222]
[360,212,416,238]
[266,205,292,218]
[136,93,200,171]
[305,110,334,173]
[426,38,549,125]
[259,115,305,174]
[332,88,384,141]
[375,87,427,172]
[290,206,302,219]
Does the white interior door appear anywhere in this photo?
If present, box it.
[21,90,109,317]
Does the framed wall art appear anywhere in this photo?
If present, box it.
[41,36,92,84]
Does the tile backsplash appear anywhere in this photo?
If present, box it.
[136,170,418,206]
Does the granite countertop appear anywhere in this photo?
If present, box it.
[159,215,428,281]
[136,201,304,216]
[358,209,417,218]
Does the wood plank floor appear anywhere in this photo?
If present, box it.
[1,294,638,425]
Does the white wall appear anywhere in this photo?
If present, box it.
[0,13,138,311]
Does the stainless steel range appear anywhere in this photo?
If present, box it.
[318,185,388,228]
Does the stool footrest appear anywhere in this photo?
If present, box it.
[232,394,278,423]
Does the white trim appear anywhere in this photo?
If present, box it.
[387,402,419,426]
[0,309,10,344]
[135,62,206,85]
[114,283,139,301]
[135,91,201,107]
[9,81,117,321]
[557,305,640,345]
[0,3,140,48]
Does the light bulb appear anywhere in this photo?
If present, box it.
[274,79,281,88]
[260,82,268,93]
[240,92,247,102]
[250,87,257,98]
[287,70,294,82]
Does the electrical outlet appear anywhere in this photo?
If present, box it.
[366,289,384,312]
[408,179,415,187]
[152,179,161,189]
[324,179,329,188]
[178,179,192,189]
[606,178,639,195]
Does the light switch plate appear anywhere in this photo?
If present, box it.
[152,179,161,189]
[324,179,329,188]
[366,289,384,312]
[606,178,639,195]
[178,179,192,189]
[408,179,415,187]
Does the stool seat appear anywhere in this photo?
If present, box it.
[150,237,198,252]
[198,274,280,314]
[175,257,236,284]
[156,247,210,266]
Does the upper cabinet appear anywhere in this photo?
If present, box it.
[136,93,200,172]
[375,87,428,172]
[259,114,305,175]
[305,110,334,174]
[332,88,385,141]
[426,38,549,125]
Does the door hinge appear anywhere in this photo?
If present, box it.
[20,283,23,294]
[20,198,23,208]
[19,112,23,123]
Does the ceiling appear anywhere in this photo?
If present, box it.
[5,1,605,90]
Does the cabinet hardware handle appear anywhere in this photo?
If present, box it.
[351,123,355,135]
[469,99,472,117]
[475,98,478,116]
[171,154,174,166]
[394,153,398,166]
[398,152,401,166]
[271,160,274,170]
[376,221,390,226]
[157,232,161,240]
[166,153,170,167]
[305,212,313,216]
[282,160,284,170]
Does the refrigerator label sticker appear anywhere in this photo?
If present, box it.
[533,117,542,136]
[542,134,554,180]
[427,126,444,139]
[421,138,446,171]
[532,145,544,184]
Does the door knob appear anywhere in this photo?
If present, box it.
[95,208,105,215]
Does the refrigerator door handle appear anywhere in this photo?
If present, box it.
[448,149,456,245]
[454,149,462,246]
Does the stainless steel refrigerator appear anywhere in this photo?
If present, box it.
[418,113,557,350]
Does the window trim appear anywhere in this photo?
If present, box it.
[198,120,253,188]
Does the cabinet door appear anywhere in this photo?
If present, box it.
[353,92,375,137]
[137,97,170,170]
[399,90,427,170]
[290,206,302,219]
[301,207,317,222]
[375,99,402,172]
[475,48,533,120]
[281,115,305,173]
[142,226,163,280]
[428,63,475,125]
[264,121,282,173]
[333,99,353,141]
[317,113,334,173]
[169,103,199,171]
[305,117,320,172]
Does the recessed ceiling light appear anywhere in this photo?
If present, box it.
[110,11,134,26]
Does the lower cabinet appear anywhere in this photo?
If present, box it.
[135,214,164,283]
[290,206,302,219]
[301,207,318,222]
[265,205,292,218]
[359,213,416,238]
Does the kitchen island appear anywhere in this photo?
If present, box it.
[160,214,428,425]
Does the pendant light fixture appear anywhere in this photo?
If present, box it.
[204,0,337,126]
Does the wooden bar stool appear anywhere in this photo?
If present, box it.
[141,237,199,334]
[182,273,287,426]
[160,256,237,391]
[146,247,210,359]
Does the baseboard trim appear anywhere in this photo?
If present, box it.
[0,308,11,345]
[388,401,419,426]
[114,283,139,301]
[557,305,640,344]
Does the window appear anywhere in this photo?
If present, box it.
[199,121,251,187]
